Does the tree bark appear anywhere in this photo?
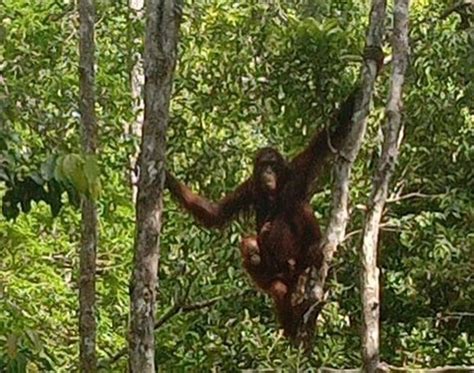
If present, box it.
[128,1,182,372]
[128,0,145,202]
[78,0,98,372]
[361,1,409,372]
[294,0,387,347]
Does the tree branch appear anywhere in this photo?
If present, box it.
[378,363,474,372]
[293,0,388,348]
[360,1,410,370]
[441,0,474,19]
[386,192,443,203]
[100,293,229,369]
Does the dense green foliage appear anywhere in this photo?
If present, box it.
[0,0,472,371]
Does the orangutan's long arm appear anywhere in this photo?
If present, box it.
[290,47,385,191]
[289,88,359,184]
[165,170,253,228]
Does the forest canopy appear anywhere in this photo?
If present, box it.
[0,0,472,371]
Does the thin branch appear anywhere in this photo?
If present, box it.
[344,222,395,241]
[386,192,444,203]
[153,304,181,330]
[441,0,474,19]
[100,294,227,369]
[155,295,223,329]
[180,297,222,312]
[378,363,474,372]
[101,348,127,369]
[443,311,474,318]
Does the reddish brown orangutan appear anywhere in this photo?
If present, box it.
[165,51,383,339]
[165,90,356,338]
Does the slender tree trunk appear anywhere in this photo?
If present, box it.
[128,1,182,372]
[361,1,410,371]
[128,0,145,202]
[78,0,98,371]
[294,0,387,346]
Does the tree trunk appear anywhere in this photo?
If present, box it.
[361,1,410,371]
[294,0,387,347]
[128,0,145,202]
[128,1,182,372]
[78,0,98,371]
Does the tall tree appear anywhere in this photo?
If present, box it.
[361,0,410,371]
[78,0,98,371]
[128,1,182,372]
[295,0,387,346]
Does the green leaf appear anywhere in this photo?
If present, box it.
[53,155,66,183]
[61,154,87,195]
[40,155,57,181]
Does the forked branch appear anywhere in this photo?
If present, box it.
[293,0,388,347]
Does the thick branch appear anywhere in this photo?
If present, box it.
[361,1,410,371]
[294,0,388,347]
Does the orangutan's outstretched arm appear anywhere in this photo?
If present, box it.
[165,170,253,228]
[290,47,385,191]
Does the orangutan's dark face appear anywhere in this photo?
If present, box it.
[254,147,286,194]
